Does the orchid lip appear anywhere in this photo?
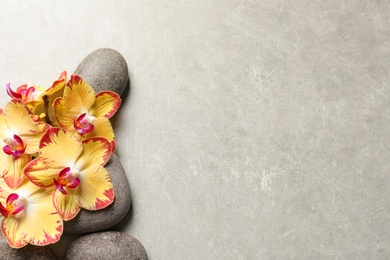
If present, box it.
[54,167,81,195]
[74,113,95,134]
[6,83,22,99]
[2,134,26,159]
[0,193,26,218]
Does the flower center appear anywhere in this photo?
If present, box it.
[6,83,37,102]
[74,113,95,135]
[54,167,81,195]
[0,193,25,218]
[2,134,26,159]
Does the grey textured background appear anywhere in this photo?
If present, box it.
[0,1,389,259]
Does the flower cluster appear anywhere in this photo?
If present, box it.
[0,72,120,248]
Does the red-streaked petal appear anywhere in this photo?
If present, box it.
[0,178,12,199]
[58,71,67,80]
[83,117,116,152]
[3,154,31,189]
[19,184,62,246]
[44,71,67,96]
[89,91,121,118]
[39,128,82,169]
[0,150,9,177]
[2,217,28,248]
[22,121,50,155]
[53,97,73,130]
[75,166,114,210]
[52,188,80,221]
[2,99,37,132]
[24,157,58,188]
[75,137,111,171]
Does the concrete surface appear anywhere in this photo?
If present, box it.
[0,1,389,259]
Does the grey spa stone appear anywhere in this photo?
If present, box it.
[73,48,129,96]
[64,231,147,260]
[0,235,57,260]
[64,153,131,234]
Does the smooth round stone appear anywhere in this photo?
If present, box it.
[64,231,147,260]
[64,153,131,234]
[73,48,129,96]
[0,235,57,260]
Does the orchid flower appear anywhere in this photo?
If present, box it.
[24,128,114,221]
[0,99,49,188]
[7,71,67,124]
[53,74,121,152]
[0,178,63,248]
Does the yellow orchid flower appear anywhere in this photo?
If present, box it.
[0,99,49,188]
[7,71,67,124]
[0,178,63,248]
[24,128,114,221]
[53,74,121,152]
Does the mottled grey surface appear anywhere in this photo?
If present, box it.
[0,1,389,259]
[64,231,147,260]
[64,153,131,234]
[74,48,129,96]
[0,235,57,260]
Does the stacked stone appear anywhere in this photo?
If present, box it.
[0,49,147,260]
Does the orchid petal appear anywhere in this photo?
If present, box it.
[0,178,12,199]
[24,100,43,115]
[65,75,96,109]
[52,188,80,221]
[0,151,8,177]
[0,115,6,138]
[75,166,114,210]
[21,121,49,154]
[24,157,57,187]
[53,98,73,130]
[89,91,121,118]
[83,117,117,152]
[42,71,67,97]
[18,188,62,246]
[3,154,31,189]
[39,128,82,169]
[1,99,37,133]
[2,217,28,248]
[75,137,111,171]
